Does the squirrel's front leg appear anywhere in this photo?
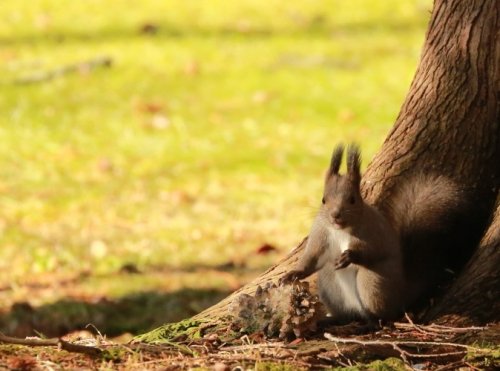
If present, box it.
[334,241,365,270]
[279,268,310,284]
[280,232,327,285]
[334,249,360,269]
[279,249,319,284]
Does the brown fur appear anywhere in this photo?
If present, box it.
[383,175,466,306]
[281,145,466,321]
[282,144,405,321]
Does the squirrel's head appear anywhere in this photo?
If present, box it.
[321,143,363,230]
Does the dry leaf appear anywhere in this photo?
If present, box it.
[255,243,278,255]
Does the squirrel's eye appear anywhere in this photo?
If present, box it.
[321,197,326,205]
[349,195,355,204]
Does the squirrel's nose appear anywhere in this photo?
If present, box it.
[331,211,341,220]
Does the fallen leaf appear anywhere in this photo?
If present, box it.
[96,158,114,173]
[134,100,164,114]
[288,337,304,345]
[213,363,230,371]
[139,23,159,35]
[255,243,278,255]
[119,263,141,274]
[7,356,37,371]
[183,60,200,76]
[252,90,272,104]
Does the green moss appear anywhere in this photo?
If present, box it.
[465,344,500,369]
[327,357,406,371]
[101,346,130,362]
[366,358,407,371]
[255,361,305,371]
[133,319,204,344]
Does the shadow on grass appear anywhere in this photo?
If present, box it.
[0,287,231,338]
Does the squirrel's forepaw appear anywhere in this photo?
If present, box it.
[334,250,353,270]
[279,270,302,286]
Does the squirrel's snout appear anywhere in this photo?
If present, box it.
[331,211,343,225]
[331,211,341,220]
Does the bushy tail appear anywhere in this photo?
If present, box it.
[386,175,464,237]
[383,175,467,307]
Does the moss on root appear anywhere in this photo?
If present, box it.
[133,319,205,344]
[327,357,406,371]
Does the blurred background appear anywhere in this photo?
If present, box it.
[0,0,431,339]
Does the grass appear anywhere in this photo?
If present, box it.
[0,0,432,334]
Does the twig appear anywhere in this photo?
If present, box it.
[394,322,485,335]
[394,315,485,335]
[463,361,481,370]
[219,342,286,351]
[14,56,112,85]
[433,360,478,371]
[399,313,431,336]
[334,341,354,368]
[324,333,485,352]
[196,353,313,368]
[0,332,102,356]
[324,332,486,367]
[425,323,485,332]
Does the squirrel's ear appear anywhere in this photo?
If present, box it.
[347,143,361,185]
[327,144,344,178]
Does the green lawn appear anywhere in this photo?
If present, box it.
[0,0,431,334]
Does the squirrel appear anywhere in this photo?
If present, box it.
[280,143,463,322]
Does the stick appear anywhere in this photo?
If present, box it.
[0,332,102,356]
[324,332,484,366]
[14,56,112,85]
[394,316,485,334]
[324,333,485,352]
[219,342,286,351]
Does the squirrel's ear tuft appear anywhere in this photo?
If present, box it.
[327,144,344,178]
[347,143,361,183]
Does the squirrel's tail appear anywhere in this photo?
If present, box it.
[385,175,463,237]
[383,175,467,307]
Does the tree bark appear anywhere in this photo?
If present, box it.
[361,0,500,322]
[139,0,500,340]
[364,0,499,209]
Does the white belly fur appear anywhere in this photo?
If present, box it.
[318,227,365,317]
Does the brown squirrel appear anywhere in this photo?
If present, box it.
[280,144,463,322]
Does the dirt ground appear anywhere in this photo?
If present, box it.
[1,321,498,370]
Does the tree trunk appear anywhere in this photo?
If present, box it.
[361,0,500,322]
[139,0,499,341]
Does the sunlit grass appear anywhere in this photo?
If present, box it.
[0,1,432,289]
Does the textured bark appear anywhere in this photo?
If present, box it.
[364,0,499,208]
[361,0,500,321]
[140,0,500,339]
